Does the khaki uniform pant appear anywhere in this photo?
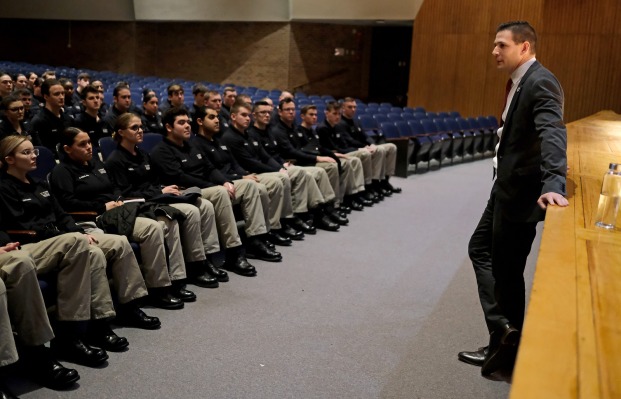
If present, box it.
[21,233,115,322]
[130,217,172,288]
[186,198,220,255]
[347,149,373,184]
[341,157,365,196]
[301,165,336,206]
[0,251,55,366]
[88,233,148,304]
[376,143,397,177]
[200,182,266,248]
[315,162,340,204]
[255,174,287,229]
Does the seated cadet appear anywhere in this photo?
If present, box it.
[298,105,366,211]
[141,93,165,134]
[102,84,133,133]
[0,137,125,368]
[222,102,340,232]
[265,98,350,223]
[91,80,108,118]
[72,72,90,109]
[0,95,41,145]
[192,106,309,245]
[337,97,401,195]
[58,78,80,115]
[49,128,194,308]
[32,78,45,109]
[189,84,208,134]
[26,72,38,90]
[12,73,28,90]
[15,88,39,124]
[105,113,228,285]
[72,85,111,148]
[0,238,79,392]
[0,73,12,100]
[41,71,56,81]
[29,79,73,151]
[317,101,378,204]
[205,90,230,132]
[150,107,281,276]
[160,84,186,114]
[219,86,237,122]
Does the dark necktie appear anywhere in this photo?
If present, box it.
[499,78,513,127]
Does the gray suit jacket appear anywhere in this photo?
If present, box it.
[495,61,567,223]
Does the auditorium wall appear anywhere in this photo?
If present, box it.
[408,0,621,122]
[0,19,371,99]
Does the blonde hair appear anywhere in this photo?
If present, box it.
[0,135,30,170]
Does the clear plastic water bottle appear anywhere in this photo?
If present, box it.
[594,163,621,230]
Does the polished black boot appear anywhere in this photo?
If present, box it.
[267,230,293,246]
[20,345,80,390]
[312,208,340,231]
[205,256,229,282]
[186,261,219,288]
[148,287,184,310]
[344,195,364,211]
[114,300,161,330]
[288,216,316,235]
[51,337,108,367]
[171,280,197,302]
[357,192,374,207]
[223,247,257,276]
[324,204,349,225]
[246,237,283,262]
[84,319,129,352]
[383,176,402,193]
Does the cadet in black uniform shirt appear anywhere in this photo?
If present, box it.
[0,95,40,145]
[29,79,73,151]
[141,93,165,134]
[72,85,111,148]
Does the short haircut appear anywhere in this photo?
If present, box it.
[192,84,208,95]
[58,78,73,88]
[113,84,130,97]
[14,88,32,97]
[167,84,183,97]
[231,101,251,115]
[223,86,236,95]
[41,79,61,96]
[278,97,294,111]
[300,104,317,115]
[193,105,211,121]
[77,72,90,80]
[342,97,356,103]
[325,101,342,112]
[162,106,189,128]
[497,21,537,53]
[81,85,100,100]
[206,90,221,99]
[252,100,269,113]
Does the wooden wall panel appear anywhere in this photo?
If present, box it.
[409,0,621,122]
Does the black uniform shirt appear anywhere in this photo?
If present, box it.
[30,107,73,151]
[316,121,357,154]
[270,118,317,166]
[221,126,281,174]
[191,134,248,180]
[105,145,163,199]
[72,111,111,147]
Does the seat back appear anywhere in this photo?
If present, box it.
[98,137,116,161]
[379,122,400,139]
[29,146,57,182]
[139,133,164,153]
[395,121,412,137]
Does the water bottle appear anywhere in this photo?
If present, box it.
[594,163,621,229]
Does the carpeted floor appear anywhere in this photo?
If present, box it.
[9,159,541,399]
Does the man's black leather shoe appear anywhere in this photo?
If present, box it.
[246,239,283,262]
[267,231,292,246]
[223,254,257,276]
[52,338,108,367]
[314,214,340,231]
[85,321,129,352]
[327,209,349,225]
[458,346,488,367]
[384,180,402,193]
[338,205,352,214]
[347,198,364,211]
[188,272,219,289]
[289,217,316,234]
[362,190,376,203]
[281,226,304,241]
[115,305,161,330]
[148,290,184,310]
[24,346,80,390]
[171,283,198,302]
[204,259,229,282]
[481,324,520,376]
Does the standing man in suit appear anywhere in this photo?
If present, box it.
[457,21,568,376]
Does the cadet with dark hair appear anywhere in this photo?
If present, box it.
[72,85,111,147]
[30,79,74,151]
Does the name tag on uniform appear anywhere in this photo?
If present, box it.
[220,146,227,150]
[40,191,50,197]
[314,135,319,139]
[128,167,134,171]
[244,142,249,146]
[196,154,202,159]
[252,141,259,146]
[98,169,107,174]
[181,158,187,163]
[103,128,109,134]
[78,174,90,179]
[22,198,32,202]
[335,133,340,138]
[144,164,151,170]
[297,133,303,137]
[273,141,277,145]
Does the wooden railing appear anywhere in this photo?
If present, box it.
[510,111,621,399]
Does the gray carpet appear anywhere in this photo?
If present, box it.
[10,159,541,399]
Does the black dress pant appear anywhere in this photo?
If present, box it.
[468,183,538,332]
